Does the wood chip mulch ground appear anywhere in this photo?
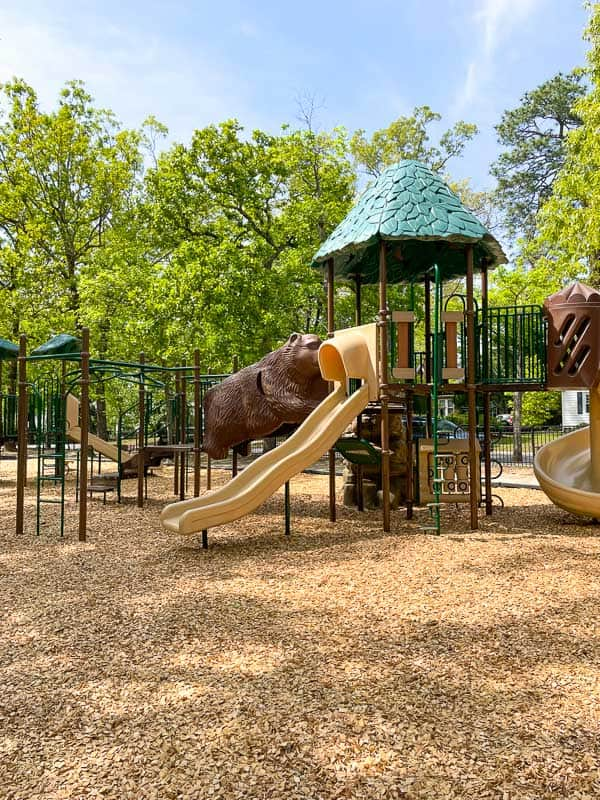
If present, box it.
[1,458,600,799]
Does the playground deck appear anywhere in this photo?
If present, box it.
[1,464,600,799]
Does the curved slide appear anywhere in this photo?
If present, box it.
[65,394,121,462]
[534,425,600,518]
[160,323,378,535]
[534,385,600,517]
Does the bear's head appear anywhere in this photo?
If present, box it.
[285,332,323,378]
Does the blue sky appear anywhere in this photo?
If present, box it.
[0,0,590,190]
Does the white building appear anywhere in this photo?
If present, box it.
[562,390,589,427]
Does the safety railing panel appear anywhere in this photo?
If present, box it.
[476,305,547,385]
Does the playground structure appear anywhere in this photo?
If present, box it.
[534,282,600,517]
[160,160,600,540]
[7,159,600,544]
[8,330,233,540]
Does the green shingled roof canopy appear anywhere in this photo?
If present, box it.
[312,160,506,283]
[0,338,18,360]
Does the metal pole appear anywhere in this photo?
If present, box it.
[284,481,291,536]
[137,352,145,508]
[466,246,479,530]
[379,240,391,532]
[179,361,186,500]
[15,335,27,536]
[173,371,180,497]
[194,349,201,497]
[79,328,90,541]
[327,257,336,523]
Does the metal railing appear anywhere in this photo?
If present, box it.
[476,305,547,385]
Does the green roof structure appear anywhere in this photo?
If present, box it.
[312,160,506,283]
[30,334,81,357]
[0,338,18,360]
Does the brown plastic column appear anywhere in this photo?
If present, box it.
[194,350,201,497]
[355,273,364,512]
[327,257,336,523]
[206,368,212,490]
[379,240,391,532]
[424,274,432,436]
[79,328,90,541]
[405,388,414,519]
[445,321,458,369]
[481,262,492,515]
[15,335,28,535]
[137,353,145,508]
[465,246,479,530]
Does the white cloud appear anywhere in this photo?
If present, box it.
[235,20,260,39]
[0,9,257,142]
[452,0,542,115]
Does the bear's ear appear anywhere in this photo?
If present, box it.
[288,332,300,344]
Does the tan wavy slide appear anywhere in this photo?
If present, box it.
[534,387,600,518]
[65,393,120,462]
[160,323,378,535]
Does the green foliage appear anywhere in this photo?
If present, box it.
[0,79,479,382]
[350,106,477,177]
[534,4,600,284]
[508,391,561,427]
[0,79,143,346]
[491,70,585,238]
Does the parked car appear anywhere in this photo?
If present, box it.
[496,413,513,426]
[412,416,467,439]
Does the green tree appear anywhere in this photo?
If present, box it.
[350,107,478,177]
[141,119,354,369]
[0,79,143,342]
[535,4,600,284]
[491,70,585,239]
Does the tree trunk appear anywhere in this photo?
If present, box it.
[94,324,109,439]
[512,391,523,462]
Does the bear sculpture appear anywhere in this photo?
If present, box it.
[203,333,328,459]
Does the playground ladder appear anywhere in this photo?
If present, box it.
[35,386,66,537]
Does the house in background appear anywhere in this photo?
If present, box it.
[562,389,589,427]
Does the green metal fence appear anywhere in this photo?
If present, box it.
[476,305,547,385]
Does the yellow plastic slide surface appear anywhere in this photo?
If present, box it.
[160,383,369,535]
[65,394,121,463]
[534,425,600,518]
[534,386,600,518]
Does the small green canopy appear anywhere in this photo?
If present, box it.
[312,160,506,283]
[0,338,18,360]
[30,334,81,357]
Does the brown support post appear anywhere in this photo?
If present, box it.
[206,368,212,490]
[405,389,414,519]
[354,273,364,512]
[327,258,336,523]
[0,359,3,444]
[179,363,186,500]
[424,274,433,435]
[465,246,479,530]
[137,353,145,509]
[379,240,391,532]
[15,335,27,536]
[481,262,492,515]
[79,328,90,541]
[194,349,201,498]
[173,371,180,497]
